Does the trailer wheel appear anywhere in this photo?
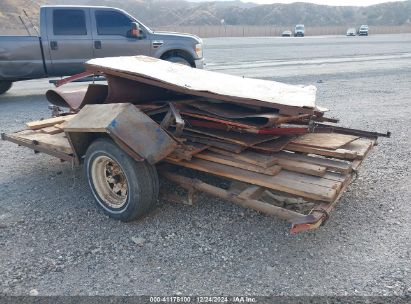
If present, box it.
[0,81,12,95]
[85,138,158,221]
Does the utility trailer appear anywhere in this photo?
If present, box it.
[2,56,390,233]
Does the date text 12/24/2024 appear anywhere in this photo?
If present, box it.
[150,296,257,303]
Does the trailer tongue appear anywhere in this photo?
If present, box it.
[1,56,390,233]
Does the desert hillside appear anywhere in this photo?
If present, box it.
[1,0,410,33]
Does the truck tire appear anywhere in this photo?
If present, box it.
[85,138,158,221]
[0,81,12,95]
[165,56,192,67]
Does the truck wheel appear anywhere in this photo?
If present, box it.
[85,138,158,221]
[165,56,192,67]
[0,81,12,95]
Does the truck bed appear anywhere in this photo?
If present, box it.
[0,36,46,80]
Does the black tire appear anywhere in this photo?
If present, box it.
[85,138,158,221]
[165,56,192,67]
[0,81,12,95]
[147,163,159,206]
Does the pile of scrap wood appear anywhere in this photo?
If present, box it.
[6,56,389,232]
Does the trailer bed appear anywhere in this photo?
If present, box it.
[2,122,376,233]
[1,56,388,233]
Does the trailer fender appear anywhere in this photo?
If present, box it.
[63,103,177,164]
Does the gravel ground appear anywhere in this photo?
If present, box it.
[0,34,410,297]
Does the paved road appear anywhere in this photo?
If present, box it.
[0,34,410,297]
[206,34,411,79]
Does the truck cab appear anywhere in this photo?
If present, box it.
[294,24,305,37]
[358,25,369,36]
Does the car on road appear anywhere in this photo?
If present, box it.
[346,28,356,36]
[281,30,292,37]
[0,5,204,95]
[358,25,369,36]
[294,24,305,37]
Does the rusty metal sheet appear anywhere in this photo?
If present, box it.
[46,84,108,110]
[105,75,185,104]
[85,56,317,115]
[64,103,177,164]
[182,101,281,127]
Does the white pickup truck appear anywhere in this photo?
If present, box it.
[0,5,204,94]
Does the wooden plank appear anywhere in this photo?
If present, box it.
[291,133,359,150]
[277,171,342,191]
[39,126,63,135]
[9,130,72,154]
[276,158,326,177]
[194,151,282,176]
[342,138,375,159]
[3,132,74,161]
[166,158,337,202]
[54,122,69,130]
[322,172,348,183]
[54,123,64,130]
[274,151,353,174]
[285,143,358,160]
[251,136,292,152]
[26,115,76,130]
[209,146,326,177]
[208,147,278,168]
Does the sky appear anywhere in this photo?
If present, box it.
[225,0,407,6]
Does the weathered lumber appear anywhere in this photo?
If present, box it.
[194,151,282,176]
[291,133,358,150]
[208,147,278,168]
[274,151,353,174]
[276,158,326,177]
[8,130,72,154]
[166,158,337,202]
[39,126,63,135]
[26,115,76,130]
[342,138,375,159]
[285,143,358,160]
[209,147,326,177]
[277,171,343,191]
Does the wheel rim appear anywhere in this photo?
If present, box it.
[91,155,128,209]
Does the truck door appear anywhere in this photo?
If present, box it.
[46,8,93,76]
[90,8,151,58]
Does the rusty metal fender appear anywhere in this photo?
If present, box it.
[63,103,177,164]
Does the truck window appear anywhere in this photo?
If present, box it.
[95,11,132,37]
[53,9,87,36]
